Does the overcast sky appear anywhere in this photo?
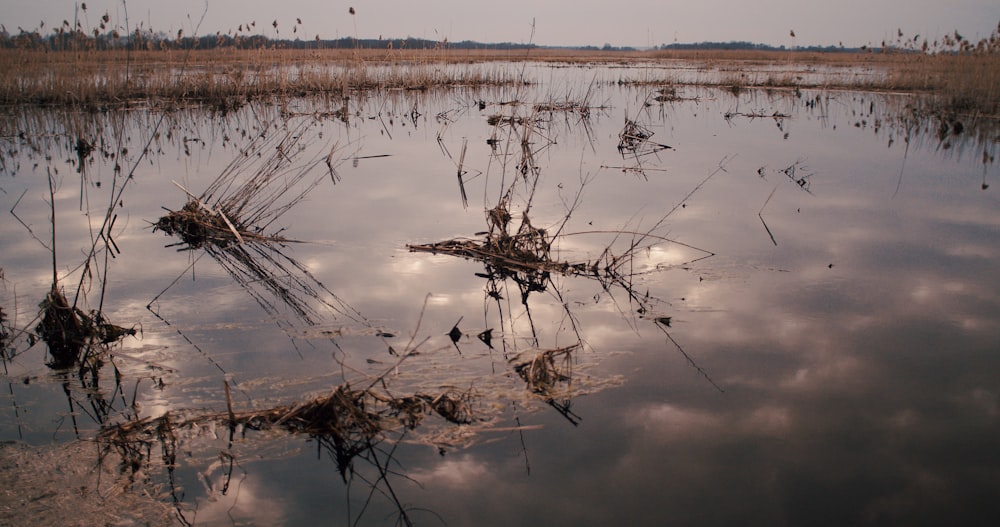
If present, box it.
[4,0,1000,48]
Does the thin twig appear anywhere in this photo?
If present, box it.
[10,188,50,250]
[655,320,724,393]
[457,137,469,208]
[758,183,780,246]
[47,168,58,285]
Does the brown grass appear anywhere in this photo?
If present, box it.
[885,53,1000,115]
[1,43,997,116]
[0,47,524,109]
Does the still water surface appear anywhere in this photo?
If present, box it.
[1,66,999,526]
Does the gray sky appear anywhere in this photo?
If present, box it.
[4,0,1000,48]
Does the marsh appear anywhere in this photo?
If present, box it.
[1,52,999,526]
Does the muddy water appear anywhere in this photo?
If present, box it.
[1,66,999,526]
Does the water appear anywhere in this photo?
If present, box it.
[1,65,999,526]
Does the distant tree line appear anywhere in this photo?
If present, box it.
[657,41,860,53]
[0,27,540,52]
[3,27,953,55]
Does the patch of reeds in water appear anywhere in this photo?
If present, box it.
[148,117,377,335]
[100,383,476,476]
[96,376,481,525]
[153,117,335,249]
[34,285,134,369]
[153,199,255,249]
[511,345,576,396]
[409,199,574,277]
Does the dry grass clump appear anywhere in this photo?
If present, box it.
[153,199,272,249]
[34,285,134,369]
[408,199,584,282]
[237,386,384,448]
[34,286,86,369]
[412,98,715,313]
[97,378,478,524]
[416,99,580,289]
[382,388,476,428]
[618,118,671,155]
[100,384,477,467]
[153,118,336,249]
[511,345,577,397]
[148,118,371,332]
[480,199,555,269]
[532,79,602,119]
[98,386,383,480]
[510,344,582,425]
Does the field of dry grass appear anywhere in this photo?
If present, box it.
[1,45,997,117]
